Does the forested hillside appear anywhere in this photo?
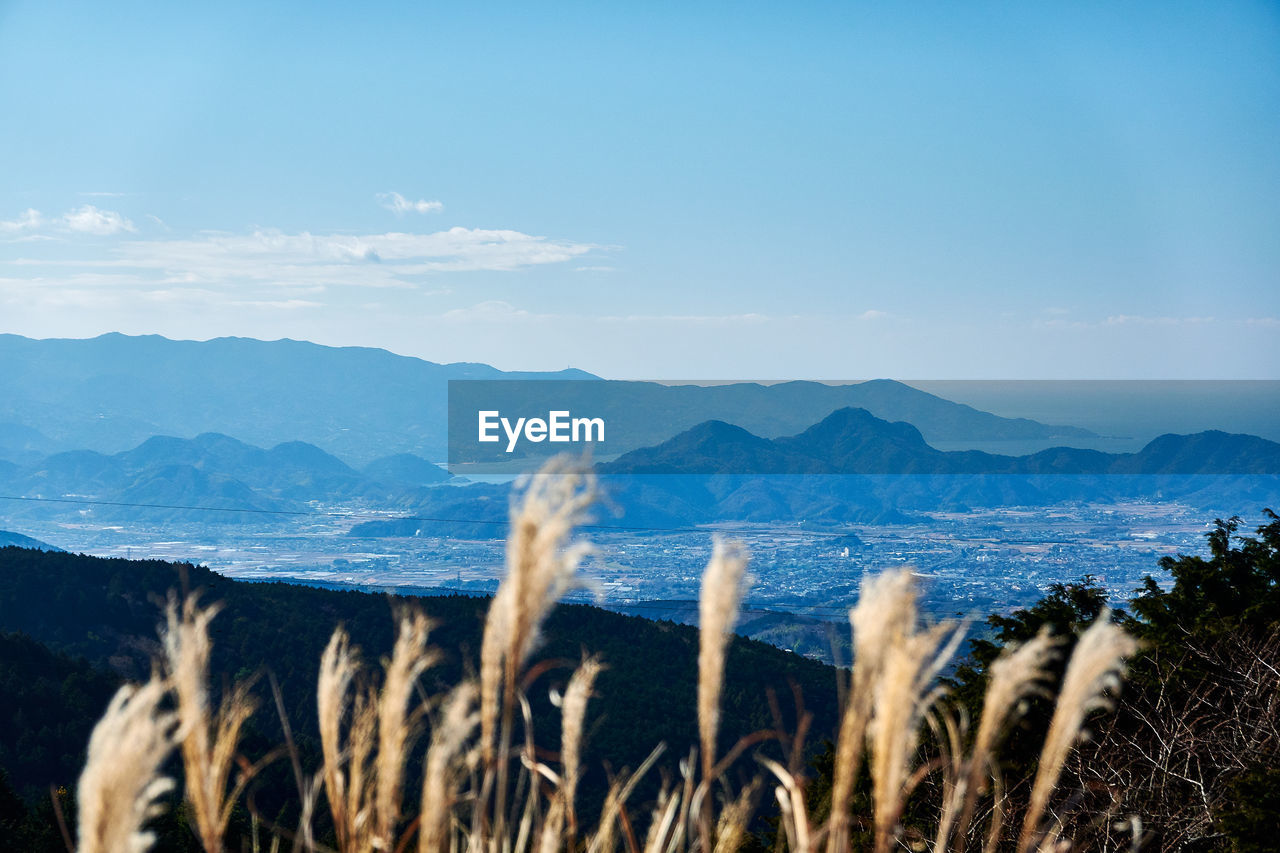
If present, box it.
[0,545,837,849]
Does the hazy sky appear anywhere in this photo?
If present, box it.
[2,1,1278,377]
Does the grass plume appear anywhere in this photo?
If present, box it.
[1018,612,1140,853]
[318,627,361,852]
[951,629,1058,850]
[419,682,479,853]
[163,593,258,853]
[827,569,917,852]
[64,456,1149,853]
[560,655,603,842]
[376,608,437,845]
[76,676,177,853]
[478,456,594,843]
[698,538,749,783]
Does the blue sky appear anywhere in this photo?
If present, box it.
[2,1,1277,377]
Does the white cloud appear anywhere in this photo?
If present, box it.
[441,300,532,321]
[1104,314,1213,326]
[611,312,769,324]
[434,304,780,327]
[3,225,600,302]
[377,191,444,215]
[96,226,596,285]
[61,205,136,235]
[0,208,44,233]
[858,309,889,320]
[2,205,137,237]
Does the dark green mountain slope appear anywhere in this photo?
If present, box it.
[0,546,838,820]
[0,632,119,803]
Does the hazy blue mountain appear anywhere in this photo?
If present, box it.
[605,408,1280,476]
[362,453,453,487]
[20,449,128,495]
[0,421,58,464]
[0,432,455,523]
[2,335,1104,472]
[0,530,62,551]
[0,333,594,464]
[1109,431,1280,475]
[447,377,1098,470]
[115,464,283,519]
[354,410,1280,538]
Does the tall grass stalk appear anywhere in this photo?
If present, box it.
[376,609,438,845]
[76,676,177,853]
[696,538,750,849]
[163,594,258,853]
[826,570,916,853]
[950,629,1058,851]
[420,683,479,853]
[478,456,594,845]
[560,655,603,844]
[1017,613,1139,853]
[69,456,1143,853]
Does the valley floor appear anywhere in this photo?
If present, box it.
[5,498,1234,664]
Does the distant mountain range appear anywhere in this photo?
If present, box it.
[446,377,1099,470]
[602,407,1280,475]
[0,432,452,523]
[0,333,592,464]
[3,333,1276,535]
[2,334,1103,469]
[354,408,1280,537]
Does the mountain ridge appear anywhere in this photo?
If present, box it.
[0,333,596,464]
[356,411,1280,537]
[3,334,1100,468]
[604,407,1280,476]
[0,432,454,522]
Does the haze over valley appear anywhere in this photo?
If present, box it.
[3,334,1276,663]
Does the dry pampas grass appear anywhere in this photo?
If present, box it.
[163,594,259,853]
[826,569,917,853]
[477,456,595,845]
[76,676,177,853]
[559,655,604,842]
[1018,613,1140,853]
[376,608,438,843]
[867,618,964,853]
[698,539,750,783]
[419,682,479,853]
[318,627,362,852]
[481,458,595,759]
[67,455,1142,853]
[949,629,1059,851]
[315,607,439,852]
